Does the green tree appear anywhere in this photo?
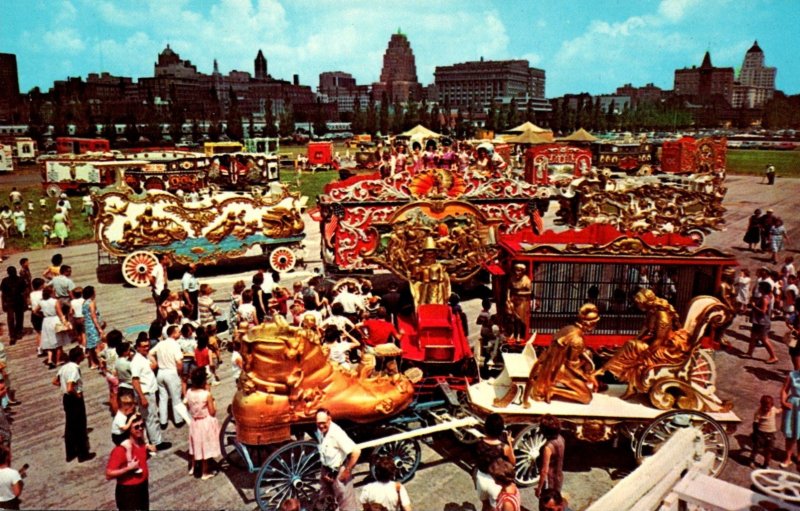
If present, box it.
[279,107,295,137]
[351,101,365,134]
[208,122,221,142]
[265,99,279,137]
[365,99,378,135]
[124,123,140,144]
[379,92,390,135]
[391,101,405,134]
[226,87,244,141]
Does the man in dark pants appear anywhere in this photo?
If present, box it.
[0,267,27,343]
[52,347,94,462]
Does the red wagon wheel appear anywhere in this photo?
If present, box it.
[122,251,159,288]
[269,247,296,273]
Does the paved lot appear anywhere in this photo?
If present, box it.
[0,174,796,510]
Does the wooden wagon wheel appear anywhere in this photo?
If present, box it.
[635,410,729,477]
[219,414,245,469]
[46,184,62,198]
[751,468,800,503]
[121,251,158,288]
[370,426,421,483]
[254,440,322,511]
[513,423,546,487]
[269,246,296,273]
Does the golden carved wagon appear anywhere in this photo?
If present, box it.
[93,177,307,286]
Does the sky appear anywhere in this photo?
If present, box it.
[2,0,798,98]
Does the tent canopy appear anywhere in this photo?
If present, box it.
[557,128,598,142]
[399,124,442,138]
[505,130,551,145]
[506,121,550,133]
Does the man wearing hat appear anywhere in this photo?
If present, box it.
[765,163,775,185]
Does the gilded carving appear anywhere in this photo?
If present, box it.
[232,316,414,445]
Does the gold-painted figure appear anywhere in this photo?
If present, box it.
[410,237,451,306]
[600,289,690,398]
[519,304,600,406]
[507,263,533,341]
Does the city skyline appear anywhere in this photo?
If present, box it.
[2,0,798,98]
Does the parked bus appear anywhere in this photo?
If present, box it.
[56,137,111,155]
[244,137,279,155]
[204,141,244,157]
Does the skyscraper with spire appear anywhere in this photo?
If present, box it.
[372,30,422,103]
[255,50,267,80]
[732,41,776,108]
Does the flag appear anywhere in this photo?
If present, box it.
[324,213,339,243]
[532,208,544,235]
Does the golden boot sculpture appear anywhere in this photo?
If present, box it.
[232,315,415,445]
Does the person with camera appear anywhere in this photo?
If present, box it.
[315,408,361,511]
[475,413,515,511]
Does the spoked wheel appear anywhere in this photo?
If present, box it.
[255,440,322,511]
[751,468,800,503]
[370,426,421,483]
[121,251,158,287]
[451,391,480,445]
[513,423,547,487]
[269,246,297,272]
[635,410,729,476]
[219,414,245,469]
[219,413,277,471]
[46,184,62,198]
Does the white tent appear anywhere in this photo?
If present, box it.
[399,124,442,138]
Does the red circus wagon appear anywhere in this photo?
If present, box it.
[493,223,737,351]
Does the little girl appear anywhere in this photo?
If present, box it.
[751,394,781,468]
[186,367,221,480]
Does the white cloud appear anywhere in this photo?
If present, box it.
[43,29,86,54]
[550,2,712,94]
[658,0,699,22]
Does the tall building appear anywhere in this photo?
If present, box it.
[0,53,21,121]
[673,52,734,105]
[732,41,776,108]
[434,58,548,112]
[254,50,267,80]
[318,71,369,114]
[615,83,663,106]
[372,30,422,103]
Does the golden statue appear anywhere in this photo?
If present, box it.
[714,268,736,346]
[507,263,533,341]
[410,237,451,306]
[232,315,414,445]
[518,303,601,405]
[601,289,690,398]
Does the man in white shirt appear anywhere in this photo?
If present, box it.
[131,337,170,451]
[53,346,94,462]
[332,285,364,321]
[315,409,360,511]
[181,263,200,320]
[149,325,191,429]
[149,254,169,314]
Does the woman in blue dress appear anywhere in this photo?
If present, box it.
[780,369,800,467]
[82,286,104,370]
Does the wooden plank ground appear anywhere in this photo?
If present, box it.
[0,174,796,510]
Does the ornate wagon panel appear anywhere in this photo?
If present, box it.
[95,188,305,266]
[318,169,539,272]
